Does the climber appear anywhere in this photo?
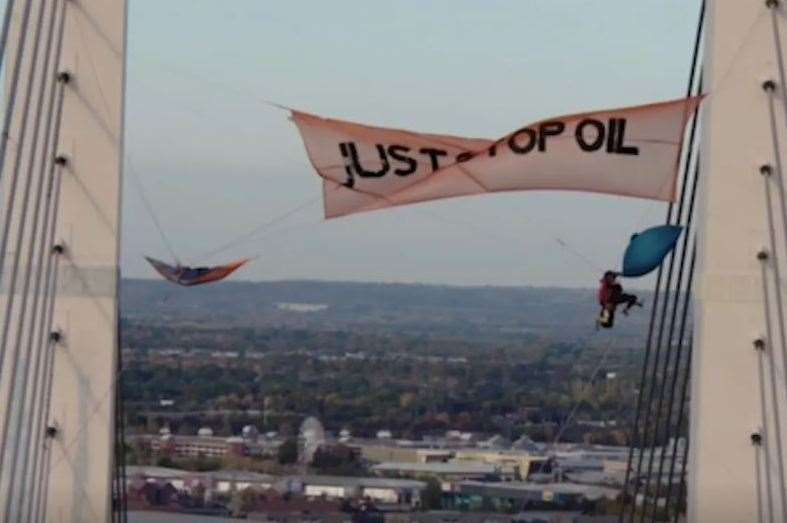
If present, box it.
[597,271,642,328]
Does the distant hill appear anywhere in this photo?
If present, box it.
[121,279,653,346]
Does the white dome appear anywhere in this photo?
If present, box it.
[197,427,214,437]
[242,425,259,439]
[300,417,325,443]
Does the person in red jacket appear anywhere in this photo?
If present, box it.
[597,271,642,328]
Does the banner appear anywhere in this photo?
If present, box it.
[292,97,702,219]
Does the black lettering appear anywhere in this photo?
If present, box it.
[419,148,448,172]
[507,127,537,154]
[338,142,355,188]
[387,145,418,176]
[538,121,565,152]
[346,142,390,178]
[575,119,605,152]
[606,119,616,153]
[456,151,476,163]
[615,118,639,155]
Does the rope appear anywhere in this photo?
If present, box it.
[125,157,181,263]
[0,0,48,316]
[550,332,616,447]
[755,327,777,523]
[7,6,67,516]
[72,15,179,268]
[0,0,33,181]
[668,339,693,523]
[0,0,56,480]
[764,87,787,392]
[648,245,697,521]
[755,439,767,523]
[769,2,787,138]
[659,247,696,520]
[28,223,64,523]
[114,311,129,523]
[638,140,702,521]
[620,2,704,519]
[758,244,787,519]
[413,205,603,275]
[23,93,68,521]
[199,192,323,260]
[0,0,63,511]
[0,0,17,88]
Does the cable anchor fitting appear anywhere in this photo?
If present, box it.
[751,432,763,445]
[763,79,777,92]
[757,249,769,261]
[56,71,71,84]
[753,337,766,351]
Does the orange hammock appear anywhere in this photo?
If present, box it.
[145,256,248,286]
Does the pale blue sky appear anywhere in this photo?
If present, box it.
[123,0,701,287]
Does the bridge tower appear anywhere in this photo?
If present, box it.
[0,0,126,520]
[693,1,787,521]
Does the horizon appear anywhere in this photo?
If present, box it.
[121,274,640,292]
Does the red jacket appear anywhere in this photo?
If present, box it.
[598,279,614,306]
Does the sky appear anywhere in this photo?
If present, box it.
[122,0,702,288]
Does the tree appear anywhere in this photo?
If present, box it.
[191,483,206,506]
[156,456,177,468]
[277,437,299,464]
[229,488,259,516]
[420,477,442,510]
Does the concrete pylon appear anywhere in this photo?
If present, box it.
[0,0,126,521]
[693,1,787,521]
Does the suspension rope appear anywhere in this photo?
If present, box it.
[0,0,57,480]
[0,0,49,373]
[27,224,63,523]
[620,2,704,520]
[114,311,129,523]
[758,243,787,519]
[646,239,697,521]
[639,115,703,521]
[658,245,695,519]
[629,103,700,523]
[755,327,777,523]
[755,433,767,523]
[22,76,68,520]
[769,1,787,137]
[125,157,181,263]
[764,85,787,391]
[0,0,33,181]
[0,0,17,85]
[0,6,63,516]
[4,8,66,518]
[28,240,64,523]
